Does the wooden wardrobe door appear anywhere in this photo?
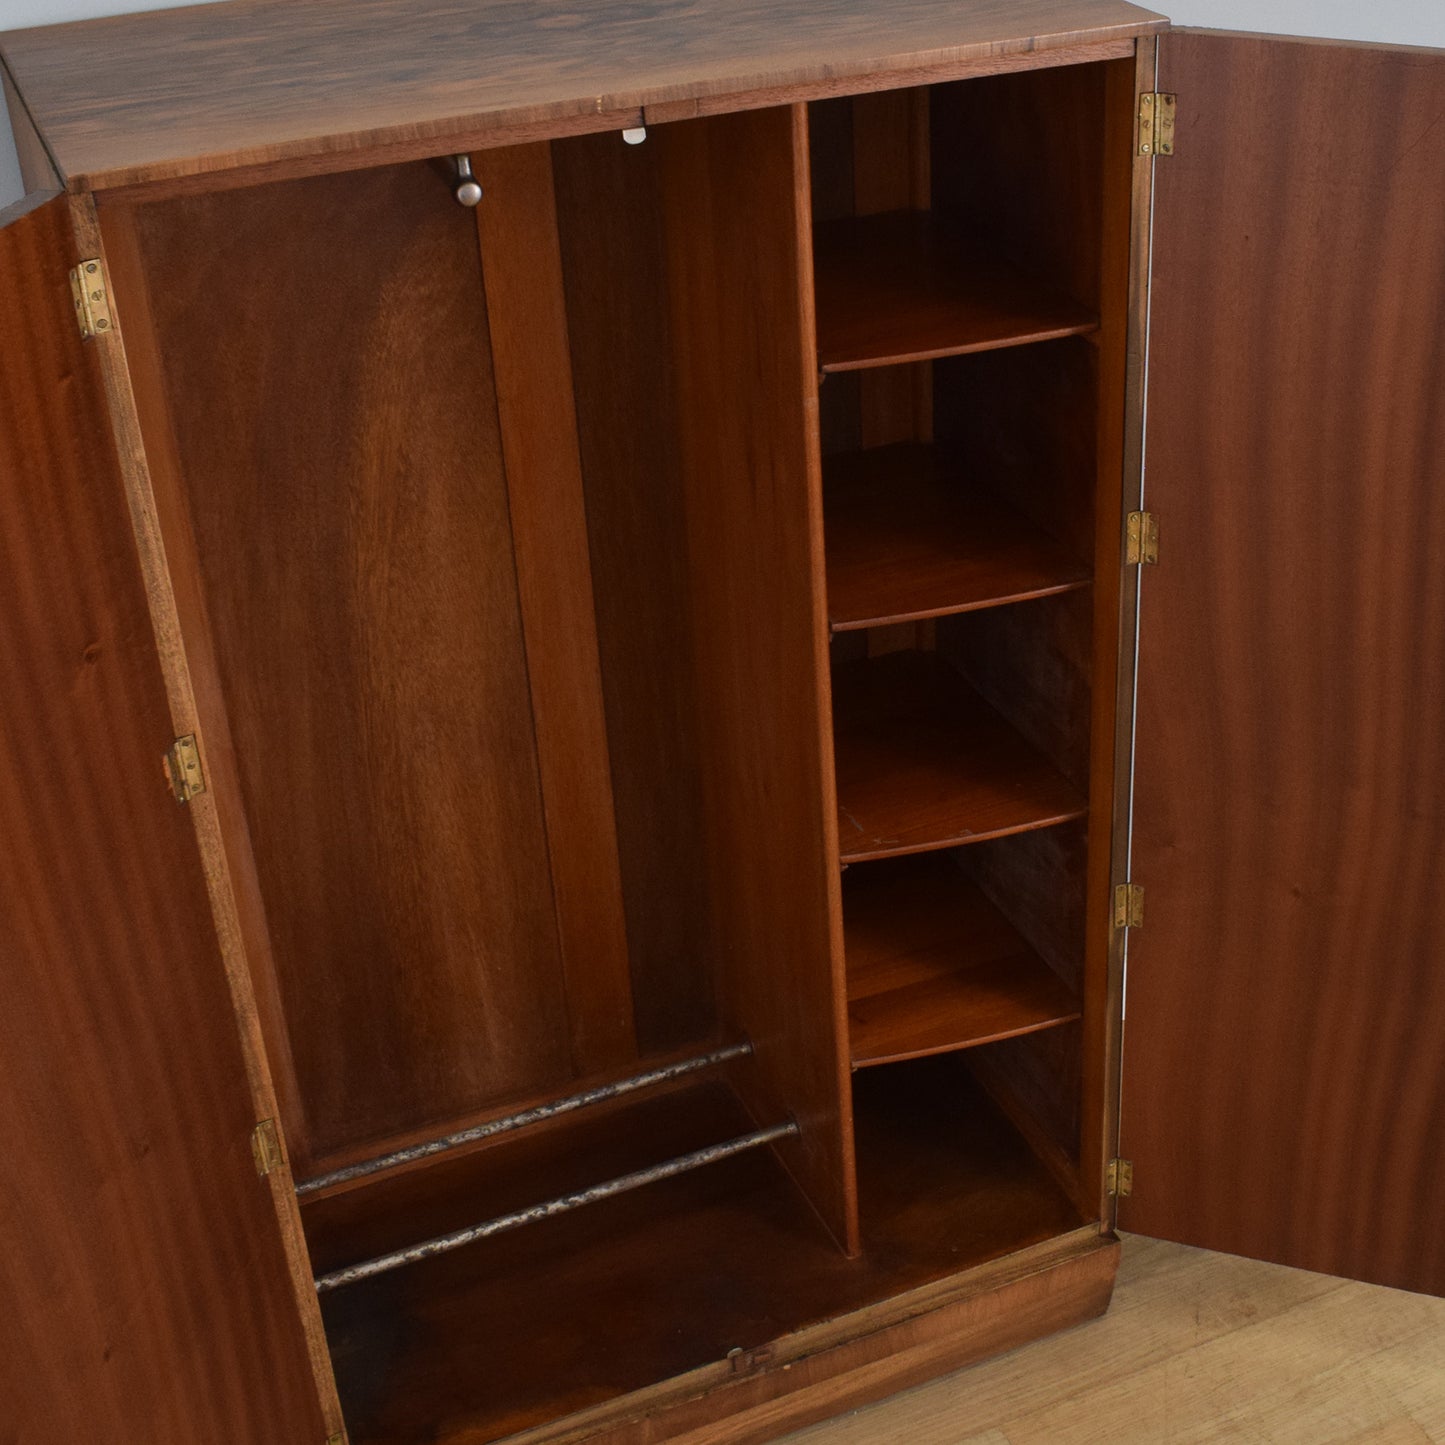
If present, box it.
[0,193,327,1442]
[1121,31,1445,1294]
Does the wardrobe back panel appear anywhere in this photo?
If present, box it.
[128,162,574,1160]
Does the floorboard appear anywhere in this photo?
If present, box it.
[782,1234,1445,1443]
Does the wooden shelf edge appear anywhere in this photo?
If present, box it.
[824,442,1093,632]
[832,650,1088,865]
[844,857,1080,1069]
[813,211,1099,375]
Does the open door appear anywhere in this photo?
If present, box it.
[0,192,328,1440]
[1120,30,1445,1295]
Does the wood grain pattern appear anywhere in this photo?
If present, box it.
[832,650,1088,863]
[782,1233,1445,1445]
[657,104,858,1253]
[1122,32,1445,1296]
[318,1059,1087,1444]
[849,87,933,449]
[79,189,346,1428]
[125,162,571,1162]
[0,192,323,1445]
[931,60,1108,313]
[917,51,1141,1216]
[814,212,1098,373]
[95,196,316,1173]
[933,338,1099,566]
[552,129,716,1052]
[825,443,1092,631]
[527,1232,1117,1444]
[0,0,1165,193]
[844,855,1081,1068]
[472,141,638,1075]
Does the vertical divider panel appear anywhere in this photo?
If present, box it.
[656,103,860,1254]
[471,142,639,1076]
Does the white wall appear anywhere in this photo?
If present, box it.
[3,0,1443,209]
[1166,1,1445,46]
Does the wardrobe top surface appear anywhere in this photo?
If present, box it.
[1,0,1166,195]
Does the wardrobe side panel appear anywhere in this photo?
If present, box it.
[1124,32,1445,1294]
[657,104,859,1251]
[0,192,324,1445]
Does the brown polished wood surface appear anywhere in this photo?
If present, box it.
[319,1058,1083,1444]
[825,443,1092,631]
[552,129,715,1053]
[844,855,1081,1068]
[814,211,1099,373]
[126,162,569,1163]
[849,87,934,450]
[473,141,639,1075]
[658,105,858,1252]
[1122,32,1445,1296]
[0,0,1165,193]
[833,649,1088,862]
[0,194,323,1445]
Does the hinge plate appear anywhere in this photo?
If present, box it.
[1107,1158,1134,1197]
[1125,510,1159,565]
[327,1434,347,1445]
[1139,92,1176,157]
[251,1118,283,1177]
[1114,882,1145,930]
[163,734,206,803]
[69,257,113,338]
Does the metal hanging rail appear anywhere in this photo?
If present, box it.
[296,1040,753,1198]
[314,1119,798,1293]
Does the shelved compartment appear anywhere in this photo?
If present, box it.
[825,442,1092,631]
[832,646,1087,861]
[810,63,1113,381]
[811,54,1133,1231]
[813,211,1098,372]
[843,851,1081,1069]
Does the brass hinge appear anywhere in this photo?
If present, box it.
[1114,882,1145,930]
[1138,92,1176,157]
[1107,1158,1135,1197]
[326,1434,348,1445]
[163,734,206,803]
[251,1118,284,1177]
[1125,510,1159,565]
[69,257,113,338]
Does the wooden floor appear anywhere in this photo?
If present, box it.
[782,1233,1445,1443]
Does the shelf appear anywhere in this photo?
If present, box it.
[825,444,1092,631]
[832,650,1086,863]
[813,211,1098,374]
[316,1067,1081,1445]
[844,855,1080,1068]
